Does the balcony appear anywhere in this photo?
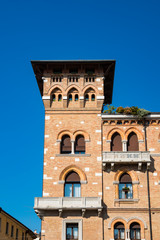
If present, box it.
[34,197,102,218]
[102,151,151,170]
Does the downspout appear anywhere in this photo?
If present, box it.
[144,119,153,240]
[101,117,104,240]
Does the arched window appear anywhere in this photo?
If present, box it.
[58,94,62,101]
[75,94,79,101]
[119,173,133,199]
[111,132,122,151]
[114,222,125,240]
[85,94,89,101]
[69,94,72,101]
[52,94,56,101]
[75,135,85,154]
[91,94,95,101]
[130,222,141,240]
[64,171,81,197]
[61,135,71,154]
[127,132,139,151]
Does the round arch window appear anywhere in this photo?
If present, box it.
[64,171,81,197]
[130,222,141,240]
[114,222,125,240]
[119,173,133,199]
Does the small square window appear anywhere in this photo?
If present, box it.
[62,219,82,240]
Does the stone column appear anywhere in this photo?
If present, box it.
[122,140,127,152]
[63,96,68,108]
[71,140,75,154]
[80,96,84,108]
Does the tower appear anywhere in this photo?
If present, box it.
[32,60,115,240]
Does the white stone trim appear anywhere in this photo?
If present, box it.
[45,135,49,138]
[44,148,48,154]
[97,157,102,161]
[102,113,160,119]
[85,167,89,172]
[43,192,49,197]
[96,78,101,82]
[58,180,65,184]
[63,96,67,100]
[80,180,87,184]
[45,116,50,120]
[80,96,84,100]
[132,181,139,185]
[96,96,105,100]
[95,173,102,176]
[62,219,83,240]
[95,130,101,133]
[42,96,50,100]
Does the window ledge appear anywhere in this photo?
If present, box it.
[114,199,139,203]
[56,154,91,157]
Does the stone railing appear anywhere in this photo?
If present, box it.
[102,151,151,170]
[34,197,102,218]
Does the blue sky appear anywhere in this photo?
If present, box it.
[0,0,160,233]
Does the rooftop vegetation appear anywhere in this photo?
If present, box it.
[103,105,150,118]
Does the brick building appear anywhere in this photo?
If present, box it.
[32,60,160,240]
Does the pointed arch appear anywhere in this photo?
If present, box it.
[82,84,98,94]
[48,84,64,95]
[65,85,81,94]
[59,165,87,181]
[107,128,125,141]
[125,127,144,141]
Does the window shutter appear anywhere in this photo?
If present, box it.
[111,132,122,151]
[130,222,140,229]
[75,135,85,152]
[114,222,124,229]
[61,135,71,153]
[120,173,132,183]
[127,132,139,151]
[65,171,80,182]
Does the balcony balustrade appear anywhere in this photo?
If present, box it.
[102,151,151,170]
[34,197,102,218]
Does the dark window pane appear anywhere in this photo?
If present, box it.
[111,132,122,151]
[127,132,139,151]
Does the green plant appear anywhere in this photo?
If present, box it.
[137,108,150,118]
[103,105,116,114]
[116,106,124,113]
[123,107,132,114]
[130,106,139,115]
[122,187,130,191]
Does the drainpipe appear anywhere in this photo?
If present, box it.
[144,119,153,240]
[101,118,104,240]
